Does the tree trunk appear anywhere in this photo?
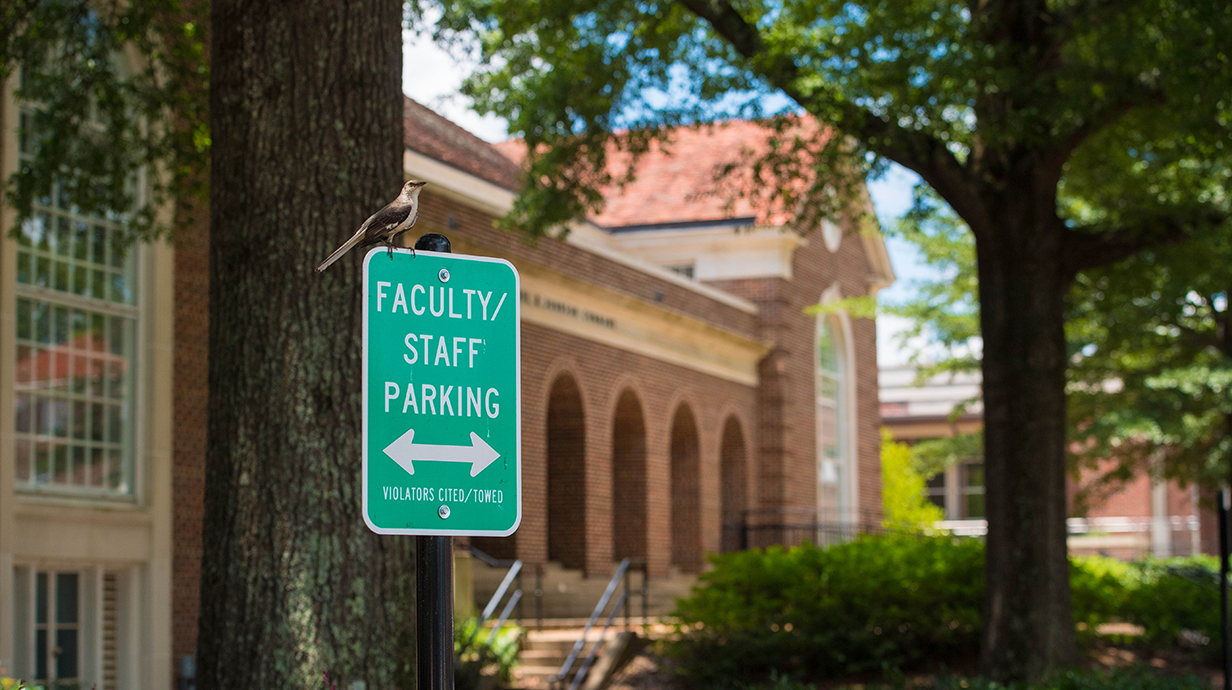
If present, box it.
[199,2,414,688]
[976,182,1077,680]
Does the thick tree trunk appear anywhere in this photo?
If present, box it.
[199,2,414,688]
[976,181,1077,680]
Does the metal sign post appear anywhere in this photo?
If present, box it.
[362,232,522,689]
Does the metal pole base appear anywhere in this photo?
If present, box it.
[418,535,454,690]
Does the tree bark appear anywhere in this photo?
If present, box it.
[199,1,414,688]
[974,172,1077,680]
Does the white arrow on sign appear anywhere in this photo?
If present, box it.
[382,429,501,477]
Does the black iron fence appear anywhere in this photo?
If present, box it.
[722,508,884,552]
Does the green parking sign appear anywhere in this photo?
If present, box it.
[362,247,521,536]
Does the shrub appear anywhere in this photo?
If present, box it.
[666,535,1221,686]
[665,535,984,686]
[455,617,521,689]
[1068,555,1131,637]
[881,430,945,532]
[1121,556,1219,654]
[727,667,1210,690]
[924,667,1210,690]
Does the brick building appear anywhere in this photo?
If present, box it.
[880,365,1209,559]
[0,91,892,687]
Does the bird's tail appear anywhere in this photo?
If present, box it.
[315,229,366,273]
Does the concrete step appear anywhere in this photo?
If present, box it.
[509,665,559,690]
[513,627,623,690]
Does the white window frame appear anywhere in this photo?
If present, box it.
[11,72,148,504]
[12,564,136,689]
[815,283,860,522]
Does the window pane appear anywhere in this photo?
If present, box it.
[965,493,986,519]
[15,101,139,500]
[56,628,79,679]
[964,463,984,488]
[15,307,137,496]
[35,629,48,681]
[816,317,847,518]
[53,444,69,483]
[16,439,31,481]
[36,572,48,624]
[56,573,78,624]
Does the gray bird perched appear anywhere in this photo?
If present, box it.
[315,179,427,272]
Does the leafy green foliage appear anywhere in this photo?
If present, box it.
[883,186,981,379]
[731,667,1212,690]
[886,181,1232,491]
[665,536,985,685]
[4,0,208,243]
[455,617,522,689]
[666,538,1221,685]
[881,430,946,531]
[1120,556,1220,654]
[1067,232,1232,490]
[911,432,983,484]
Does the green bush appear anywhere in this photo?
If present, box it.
[664,535,984,686]
[1120,556,1219,653]
[454,617,521,689]
[921,667,1209,690]
[1068,555,1131,637]
[666,536,1220,686]
[727,666,1209,690]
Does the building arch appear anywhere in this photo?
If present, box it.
[719,414,748,552]
[670,401,702,571]
[547,372,587,569]
[611,388,648,561]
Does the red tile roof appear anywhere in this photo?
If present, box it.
[403,97,522,191]
[494,119,829,229]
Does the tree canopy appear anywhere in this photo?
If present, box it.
[425,0,1230,247]
[887,185,1232,501]
[2,0,207,242]
[423,0,1232,679]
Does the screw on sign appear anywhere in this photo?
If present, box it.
[361,240,521,536]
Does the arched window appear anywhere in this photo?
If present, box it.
[547,374,587,570]
[611,389,647,561]
[816,315,848,524]
[670,403,701,572]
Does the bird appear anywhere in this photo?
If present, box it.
[315,179,427,272]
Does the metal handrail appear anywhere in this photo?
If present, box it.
[464,559,522,651]
[474,590,524,667]
[550,558,631,688]
[567,591,629,690]
[460,544,544,631]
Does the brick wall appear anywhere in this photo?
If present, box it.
[170,181,885,657]
[414,190,761,342]
[708,220,883,526]
[472,321,760,577]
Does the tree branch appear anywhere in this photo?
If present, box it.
[672,0,976,220]
[1174,322,1223,354]
[1060,207,1228,276]
[0,0,44,79]
[1041,83,1163,183]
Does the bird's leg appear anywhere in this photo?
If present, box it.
[386,240,395,260]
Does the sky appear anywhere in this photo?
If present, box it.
[402,29,934,367]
